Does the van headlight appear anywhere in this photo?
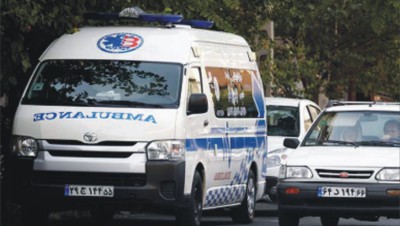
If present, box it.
[146,140,185,161]
[12,136,39,157]
[376,168,400,181]
[282,166,313,179]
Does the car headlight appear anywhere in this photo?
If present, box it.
[267,155,281,168]
[376,168,400,181]
[283,166,313,179]
[146,140,185,161]
[11,136,39,157]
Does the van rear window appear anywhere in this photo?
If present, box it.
[22,60,182,108]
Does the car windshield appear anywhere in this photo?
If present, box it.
[22,60,182,108]
[266,105,300,137]
[304,111,400,147]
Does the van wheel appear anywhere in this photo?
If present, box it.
[278,211,299,226]
[21,203,49,226]
[231,170,256,223]
[176,171,203,226]
[321,216,339,226]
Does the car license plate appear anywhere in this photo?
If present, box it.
[317,186,366,198]
[64,185,114,197]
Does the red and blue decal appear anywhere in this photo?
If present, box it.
[97,33,143,53]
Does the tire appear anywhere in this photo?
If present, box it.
[176,171,203,226]
[266,178,278,203]
[21,203,49,226]
[278,211,299,226]
[320,216,339,226]
[231,170,256,224]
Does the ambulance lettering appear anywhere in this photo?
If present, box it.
[33,111,157,124]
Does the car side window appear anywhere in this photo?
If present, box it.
[206,67,258,118]
[308,106,320,121]
[187,67,203,96]
[303,106,313,131]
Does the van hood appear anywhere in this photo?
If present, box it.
[13,106,178,143]
[286,146,400,168]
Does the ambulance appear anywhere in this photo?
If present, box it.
[10,7,267,226]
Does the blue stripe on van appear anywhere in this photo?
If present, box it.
[185,136,266,152]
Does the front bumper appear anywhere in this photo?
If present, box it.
[277,182,400,218]
[10,158,189,213]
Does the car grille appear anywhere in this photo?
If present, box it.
[316,169,373,179]
[32,171,146,186]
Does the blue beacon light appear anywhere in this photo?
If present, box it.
[85,7,214,29]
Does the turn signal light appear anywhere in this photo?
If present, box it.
[386,189,400,196]
[285,187,300,195]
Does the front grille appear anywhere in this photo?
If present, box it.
[46,140,137,146]
[316,169,373,179]
[32,171,146,186]
[48,151,133,158]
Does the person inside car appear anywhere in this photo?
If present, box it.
[341,127,360,142]
[383,119,400,142]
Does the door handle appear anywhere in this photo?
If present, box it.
[204,120,209,127]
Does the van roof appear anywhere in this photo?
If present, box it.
[40,26,249,63]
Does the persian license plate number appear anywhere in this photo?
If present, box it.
[317,186,366,198]
[64,185,114,197]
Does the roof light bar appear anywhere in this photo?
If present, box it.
[84,7,213,29]
[139,13,183,23]
[178,20,214,29]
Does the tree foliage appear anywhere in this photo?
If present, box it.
[264,0,400,101]
[1,0,399,109]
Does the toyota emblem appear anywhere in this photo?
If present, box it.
[83,132,98,143]
[339,172,349,178]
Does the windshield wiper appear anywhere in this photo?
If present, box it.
[359,140,400,147]
[96,100,164,108]
[323,139,359,147]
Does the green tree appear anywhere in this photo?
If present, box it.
[264,0,400,101]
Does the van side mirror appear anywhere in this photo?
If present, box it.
[283,138,300,149]
[187,93,208,115]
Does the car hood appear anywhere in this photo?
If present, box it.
[286,146,400,168]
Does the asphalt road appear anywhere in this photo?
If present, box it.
[4,202,400,226]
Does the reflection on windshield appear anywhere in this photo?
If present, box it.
[22,60,182,108]
[267,106,300,137]
[304,111,400,147]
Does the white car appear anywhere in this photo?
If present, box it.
[265,97,321,201]
[277,101,400,226]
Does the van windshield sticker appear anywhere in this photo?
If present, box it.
[97,33,143,53]
[33,111,157,124]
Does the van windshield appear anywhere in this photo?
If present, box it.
[22,60,182,108]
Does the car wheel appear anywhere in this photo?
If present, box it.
[21,203,49,226]
[231,170,256,223]
[266,178,278,203]
[278,211,299,226]
[176,171,203,226]
[321,216,339,226]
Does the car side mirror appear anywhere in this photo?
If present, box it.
[187,93,208,115]
[283,138,300,149]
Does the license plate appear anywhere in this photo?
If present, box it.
[64,185,114,197]
[317,186,366,198]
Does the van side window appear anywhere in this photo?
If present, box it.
[206,67,258,118]
[187,67,203,96]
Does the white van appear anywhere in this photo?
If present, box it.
[10,9,267,226]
